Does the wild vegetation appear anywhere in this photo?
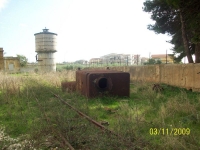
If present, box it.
[0,71,200,149]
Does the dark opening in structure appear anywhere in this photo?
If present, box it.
[98,78,107,89]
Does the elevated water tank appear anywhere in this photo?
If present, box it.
[34,28,57,72]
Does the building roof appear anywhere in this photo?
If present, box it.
[151,54,172,58]
[4,57,19,60]
[34,28,57,36]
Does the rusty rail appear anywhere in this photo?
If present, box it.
[52,92,135,148]
[31,80,134,148]
[52,92,119,136]
[35,97,75,150]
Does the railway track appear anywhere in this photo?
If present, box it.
[29,79,136,149]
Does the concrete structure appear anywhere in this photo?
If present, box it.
[109,64,200,92]
[0,47,20,73]
[151,54,174,64]
[20,63,38,73]
[34,28,57,72]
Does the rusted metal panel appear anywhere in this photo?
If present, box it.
[76,70,130,98]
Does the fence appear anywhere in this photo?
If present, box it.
[108,64,200,92]
[22,63,200,92]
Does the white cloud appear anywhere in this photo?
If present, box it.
[0,0,9,12]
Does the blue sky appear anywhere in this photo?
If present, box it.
[0,0,173,63]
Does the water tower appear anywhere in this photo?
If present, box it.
[34,28,57,72]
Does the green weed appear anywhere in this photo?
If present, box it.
[0,73,199,149]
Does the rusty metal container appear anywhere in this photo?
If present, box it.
[76,70,130,98]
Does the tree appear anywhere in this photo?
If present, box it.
[156,59,162,64]
[17,54,28,67]
[143,0,200,63]
[144,59,162,65]
[74,60,88,64]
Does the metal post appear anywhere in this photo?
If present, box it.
[166,50,167,64]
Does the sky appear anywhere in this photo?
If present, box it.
[0,0,174,63]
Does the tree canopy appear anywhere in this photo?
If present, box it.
[17,54,28,67]
[144,58,162,65]
[143,0,200,63]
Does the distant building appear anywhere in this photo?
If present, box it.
[100,53,133,65]
[0,47,20,73]
[89,58,102,64]
[131,54,141,65]
[100,53,119,64]
[4,57,20,72]
[151,54,174,64]
[141,57,149,64]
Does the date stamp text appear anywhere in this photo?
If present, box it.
[149,128,190,135]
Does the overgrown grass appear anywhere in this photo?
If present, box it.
[0,72,200,149]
